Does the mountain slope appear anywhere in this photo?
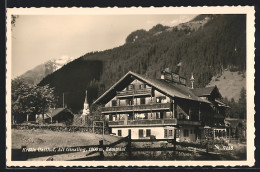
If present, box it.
[207,70,246,101]
[20,56,75,85]
[38,14,246,112]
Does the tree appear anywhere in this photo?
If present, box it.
[238,87,246,119]
[12,78,36,123]
[11,78,57,124]
[222,87,246,120]
[33,85,57,123]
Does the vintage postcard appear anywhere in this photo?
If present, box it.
[6,7,255,167]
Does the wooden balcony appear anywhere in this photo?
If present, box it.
[108,118,177,127]
[116,88,152,97]
[177,120,201,126]
[101,103,171,114]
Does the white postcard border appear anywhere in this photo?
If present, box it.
[6,6,255,167]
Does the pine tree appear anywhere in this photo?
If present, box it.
[238,87,246,119]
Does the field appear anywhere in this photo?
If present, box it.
[12,129,246,161]
[12,129,120,161]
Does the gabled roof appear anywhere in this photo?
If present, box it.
[215,99,230,108]
[225,118,246,128]
[192,86,222,98]
[93,71,210,105]
[45,108,69,119]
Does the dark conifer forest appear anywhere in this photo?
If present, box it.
[38,14,246,112]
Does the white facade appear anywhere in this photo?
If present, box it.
[112,126,176,139]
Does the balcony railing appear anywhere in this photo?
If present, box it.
[116,88,152,97]
[177,120,201,126]
[101,103,171,113]
[108,121,124,126]
[108,118,177,127]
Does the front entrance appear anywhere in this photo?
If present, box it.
[139,129,144,138]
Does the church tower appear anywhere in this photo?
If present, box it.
[81,90,90,125]
[190,73,195,89]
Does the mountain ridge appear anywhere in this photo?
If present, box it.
[38,14,246,112]
[20,55,76,85]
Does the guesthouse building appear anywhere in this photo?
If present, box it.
[93,70,228,141]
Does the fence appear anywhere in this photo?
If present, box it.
[12,124,109,134]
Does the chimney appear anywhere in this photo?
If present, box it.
[175,62,182,74]
[190,73,195,89]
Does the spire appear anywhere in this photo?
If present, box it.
[190,73,195,89]
[85,90,88,104]
[82,90,89,116]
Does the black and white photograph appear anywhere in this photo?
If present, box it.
[6,7,255,167]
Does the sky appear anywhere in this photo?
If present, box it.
[11,14,197,78]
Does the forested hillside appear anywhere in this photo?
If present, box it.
[38,14,246,112]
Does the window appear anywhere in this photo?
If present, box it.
[178,113,187,120]
[169,130,173,136]
[156,112,161,119]
[156,96,166,103]
[118,130,122,136]
[166,112,173,119]
[112,115,116,121]
[119,114,125,120]
[104,115,109,121]
[126,99,133,105]
[164,129,168,138]
[190,129,193,134]
[139,129,144,138]
[175,129,180,138]
[127,84,134,90]
[184,129,189,137]
[146,129,151,137]
[112,100,117,106]
[215,130,219,137]
[139,84,146,89]
[140,98,146,104]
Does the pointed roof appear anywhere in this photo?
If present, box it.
[192,86,222,98]
[215,99,230,108]
[84,90,88,104]
[93,71,210,105]
[45,108,69,119]
[190,73,195,81]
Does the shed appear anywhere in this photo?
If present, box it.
[44,108,74,125]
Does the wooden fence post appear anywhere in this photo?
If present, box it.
[99,140,104,160]
[206,139,209,153]
[127,132,132,158]
[173,129,177,160]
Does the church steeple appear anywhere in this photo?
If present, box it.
[190,73,195,89]
[84,90,88,105]
[82,90,90,116]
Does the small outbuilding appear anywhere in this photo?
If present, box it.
[225,118,246,139]
[44,108,74,125]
